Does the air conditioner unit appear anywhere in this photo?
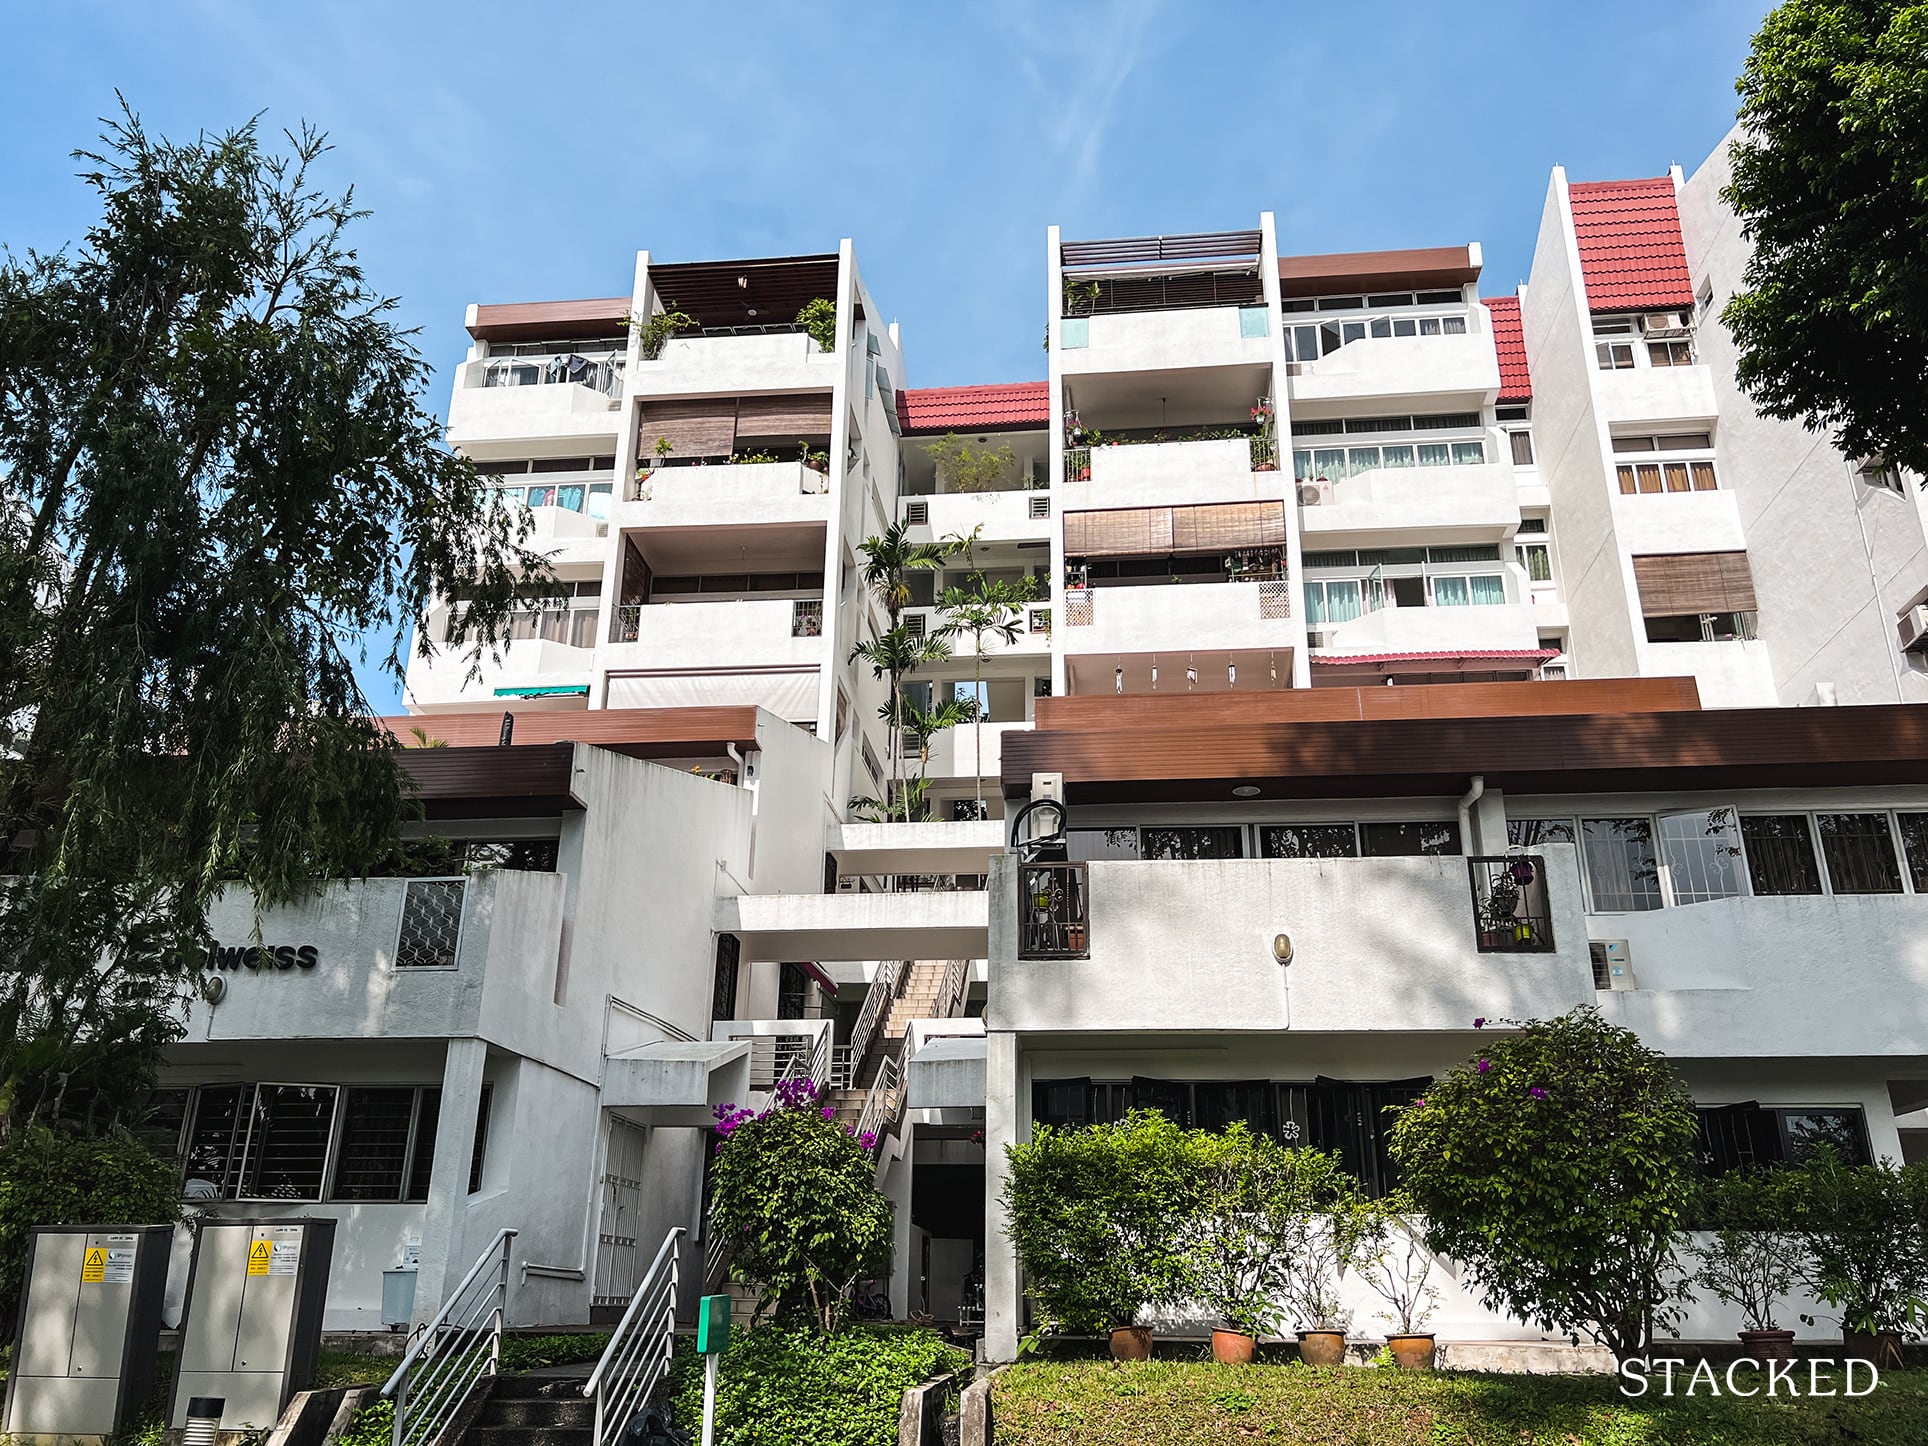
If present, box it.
[1297,481,1331,506]
[1589,940,1636,991]
[1902,605,1928,654]
[1642,312,1690,339]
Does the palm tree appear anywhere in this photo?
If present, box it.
[938,574,1038,808]
[850,624,952,820]
[902,695,978,775]
[850,523,964,819]
[857,520,951,617]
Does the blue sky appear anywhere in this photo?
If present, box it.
[2,0,1771,711]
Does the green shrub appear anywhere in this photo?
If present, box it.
[1686,1168,1809,1332]
[1388,1007,1699,1356]
[1787,1150,1928,1336]
[1002,1109,1200,1334]
[0,1127,181,1336]
[796,298,838,353]
[335,1396,393,1446]
[710,1080,892,1330]
[496,1331,611,1371]
[668,1325,966,1446]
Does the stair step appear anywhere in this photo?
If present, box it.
[466,1428,592,1446]
[489,1377,595,1401]
[483,1398,595,1428]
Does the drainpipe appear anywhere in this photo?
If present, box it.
[727,742,761,878]
[1457,775,1486,856]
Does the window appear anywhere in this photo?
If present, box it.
[1360,821,1461,857]
[239,1085,338,1201]
[1698,1104,1870,1173]
[182,1085,248,1199]
[712,934,740,1021]
[1033,675,1053,698]
[1613,434,1719,494]
[137,1088,191,1161]
[396,879,465,968]
[1648,340,1695,367]
[777,962,811,1019]
[1303,577,1365,625]
[1431,574,1505,607]
[1739,816,1823,895]
[1140,827,1244,860]
[460,840,560,873]
[332,1087,441,1203]
[1581,818,1663,911]
[1508,430,1535,466]
[468,1085,493,1195]
[1259,824,1360,859]
[1068,828,1141,861]
[1896,813,1928,891]
[1857,459,1904,494]
[1815,813,1903,894]
[1517,541,1554,583]
[1596,340,1635,370]
[1509,818,1576,846]
[1658,808,1744,904]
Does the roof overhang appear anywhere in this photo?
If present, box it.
[467,298,630,343]
[384,705,765,759]
[1278,245,1481,299]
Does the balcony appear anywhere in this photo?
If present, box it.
[826,818,1006,878]
[1065,437,1272,510]
[1016,861,1088,959]
[1312,599,1540,657]
[1610,488,1747,556]
[987,849,1594,1034]
[1297,462,1520,544]
[406,633,594,712]
[446,358,624,448]
[901,488,1052,543]
[634,329,836,395]
[1593,363,1718,425]
[1059,579,1293,659]
[901,605,1051,656]
[621,460,831,528]
[1058,305,1272,376]
[923,720,1031,780]
[1467,856,1556,953]
[603,597,824,670]
[1284,320,1498,407]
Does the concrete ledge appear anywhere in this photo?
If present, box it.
[1436,1341,1613,1374]
[960,1365,1004,1446]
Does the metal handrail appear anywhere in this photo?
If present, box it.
[381,1227,517,1446]
[853,1038,906,1147]
[936,957,970,1019]
[583,1226,686,1446]
[849,959,901,1068]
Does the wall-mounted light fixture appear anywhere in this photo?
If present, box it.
[1271,932,1294,966]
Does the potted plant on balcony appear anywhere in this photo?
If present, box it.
[1062,277,1100,318]
[634,308,695,361]
[1250,402,1279,471]
[799,440,830,476]
[797,297,838,352]
[1358,1193,1441,1369]
[1687,1168,1807,1361]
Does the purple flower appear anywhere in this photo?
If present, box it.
[860,1131,878,1150]
[1473,1017,1487,1030]
[1413,1097,1427,1107]
[1528,1086,1549,1101]
[1476,1059,1492,1075]
[822,1106,836,1120]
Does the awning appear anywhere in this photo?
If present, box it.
[494,685,591,698]
[1311,648,1558,669]
[797,961,839,996]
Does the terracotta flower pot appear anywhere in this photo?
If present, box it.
[1738,1328,1796,1362]
[1109,1325,1153,1361]
[1297,1329,1346,1366]
[1388,1333,1436,1370]
[1844,1328,1904,1368]
[1211,1329,1256,1365]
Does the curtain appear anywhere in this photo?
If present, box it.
[1469,574,1506,606]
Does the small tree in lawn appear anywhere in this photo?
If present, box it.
[1389,1007,1700,1358]
[708,1078,892,1331]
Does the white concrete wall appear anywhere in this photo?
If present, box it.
[1677,133,1928,706]
[1075,438,1263,510]
[1629,637,1776,707]
[1591,364,1718,426]
[1318,601,1542,654]
[1060,581,1296,659]
[629,330,838,396]
[1058,306,1271,376]
[617,461,833,529]
[446,368,624,450]
[1286,321,1499,408]
[987,848,1594,1035]
[1608,491,1748,557]
[903,489,1052,546]
[1300,463,1520,545]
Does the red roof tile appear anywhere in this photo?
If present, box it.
[896,381,1050,435]
[1482,295,1531,402]
[1568,177,1694,313]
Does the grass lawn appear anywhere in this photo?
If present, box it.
[992,1360,1928,1446]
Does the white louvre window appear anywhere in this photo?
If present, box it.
[396,879,466,968]
[238,1085,339,1201]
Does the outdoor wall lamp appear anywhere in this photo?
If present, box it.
[1272,932,1294,966]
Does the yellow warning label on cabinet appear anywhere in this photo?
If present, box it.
[81,1247,107,1283]
[247,1239,273,1276]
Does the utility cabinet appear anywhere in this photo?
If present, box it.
[170,1219,336,1431]
[2,1224,172,1439]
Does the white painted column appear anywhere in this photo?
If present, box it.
[414,1037,489,1325]
[884,1133,914,1320]
[982,1030,1023,1360]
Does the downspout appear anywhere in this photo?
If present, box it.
[727,742,760,879]
[1457,775,1486,856]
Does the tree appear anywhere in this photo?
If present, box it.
[922,433,1015,493]
[938,575,1036,809]
[850,522,956,821]
[1388,1008,1700,1357]
[708,1079,893,1331]
[0,109,545,1134]
[1723,2,1928,475]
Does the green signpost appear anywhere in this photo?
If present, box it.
[696,1293,730,1446]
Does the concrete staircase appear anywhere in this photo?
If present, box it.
[465,1375,593,1446]
[823,959,953,1128]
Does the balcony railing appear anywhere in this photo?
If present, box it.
[1017,861,1088,959]
[792,599,824,638]
[1467,855,1555,953]
[1064,446,1091,482]
[479,354,625,398]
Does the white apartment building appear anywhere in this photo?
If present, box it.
[147,123,1928,1354]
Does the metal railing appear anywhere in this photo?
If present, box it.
[381,1227,517,1446]
[583,1227,685,1446]
[1064,446,1091,482]
[1467,855,1556,953]
[480,354,625,398]
[1017,861,1089,959]
[610,604,642,643]
[853,1038,906,1147]
[1258,579,1293,619]
[719,1019,834,1094]
[936,955,970,1018]
[848,959,901,1069]
[792,598,824,637]
[1063,591,1094,627]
